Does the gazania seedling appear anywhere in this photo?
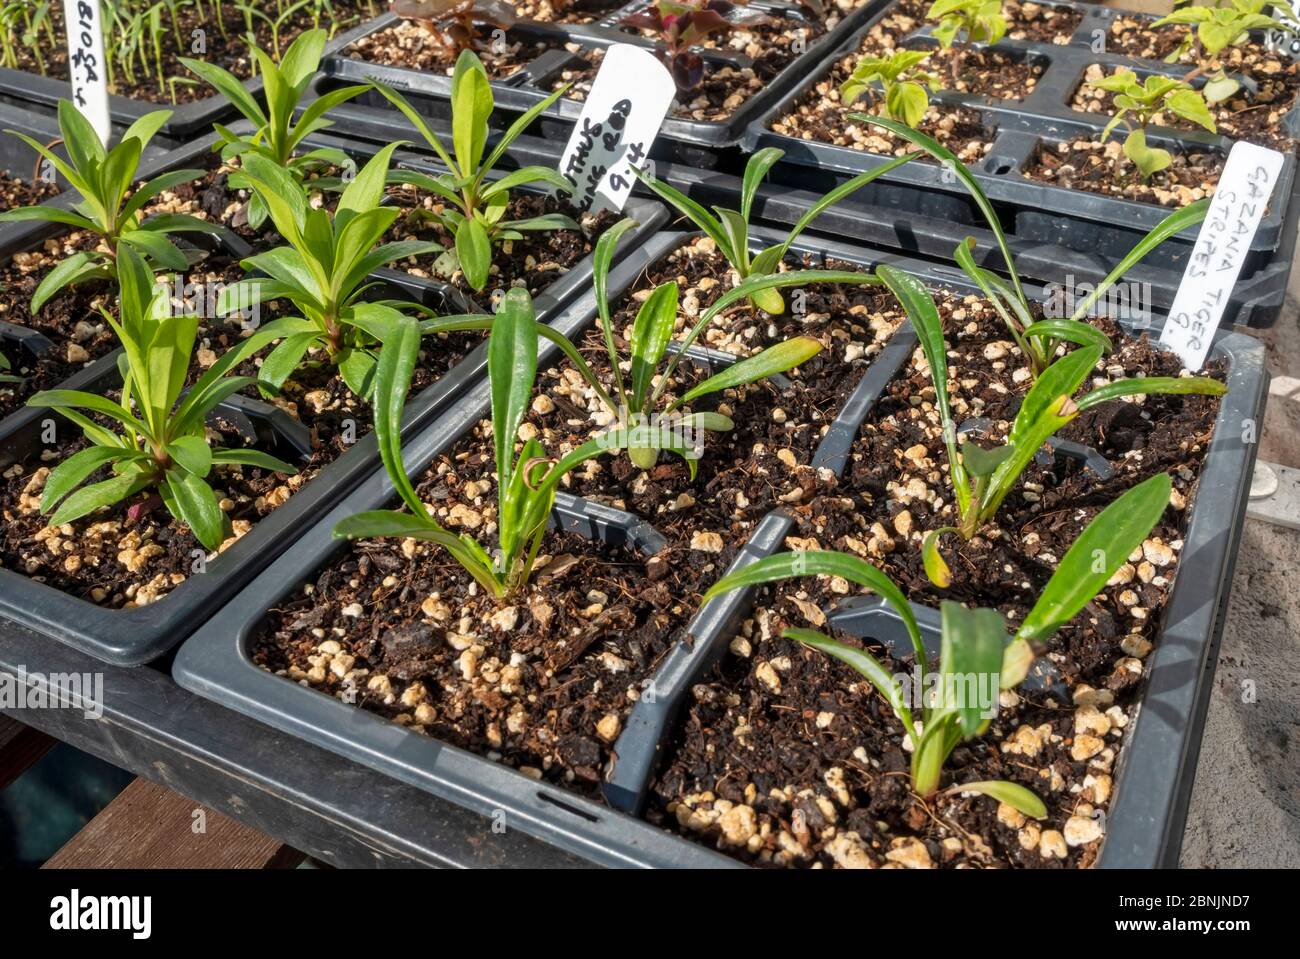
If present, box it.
[871,265,1225,588]
[181,28,370,230]
[702,472,1175,813]
[1091,68,1216,180]
[27,246,297,551]
[215,144,457,400]
[332,289,696,599]
[636,146,919,314]
[839,49,941,128]
[0,101,220,314]
[854,118,1214,379]
[370,50,578,292]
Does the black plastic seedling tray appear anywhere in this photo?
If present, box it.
[180,223,1265,868]
[317,1,882,168]
[606,253,1267,868]
[0,127,663,666]
[309,92,1297,328]
[0,24,356,148]
[743,0,1300,315]
[174,222,1264,867]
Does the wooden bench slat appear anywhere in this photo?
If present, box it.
[43,778,303,870]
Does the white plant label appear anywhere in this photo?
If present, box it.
[555,44,675,214]
[62,0,111,146]
[1160,140,1285,371]
[1266,1,1300,58]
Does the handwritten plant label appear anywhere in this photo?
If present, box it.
[62,0,111,146]
[1160,141,1285,370]
[1266,1,1300,59]
[555,44,675,214]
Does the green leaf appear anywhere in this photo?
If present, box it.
[854,115,1026,306]
[31,251,111,314]
[655,269,882,409]
[1000,637,1033,689]
[1202,73,1239,104]
[163,469,225,551]
[1017,473,1172,645]
[1021,320,1113,353]
[292,85,370,146]
[1068,200,1210,323]
[0,206,98,230]
[480,166,576,199]
[922,528,954,588]
[336,141,403,234]
[372,314,426,517]
[180,55,269,127]
[29,388,150,437]
[58,98,106,172]
[488,288,538,494]
[1165,89,1216,133]
[750,151,924,279]
[120,229,188,270]
[633,170,736,265]
[876,264,968,507]
[1076,374,1226,412]
[1124,128,1171,179]
[40,446,129,514]
[368,80,457,173]
[960,441,1015,478]
[629,282,679,410]
[135,212,224,236]
[338,347,379,398]
[49,471,152,527]
[210,448,298,472]
[481,80,573,174]
[592,217,639,404]
[455,217,492,291]
[677,336,821,408]
[740,147,783,223]
[118,110,172,153]
[939,601,1006,737]
[954,780,1047,819]
[1009,345,1101,446]
[887,80,930,127]
[714,207,751,275]
[451,49,493,179]
[279,27,327,89]
[167,435,213,477]
[258,333,321,393]
[703,550,926,669]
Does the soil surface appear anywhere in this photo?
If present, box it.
[0,181,482,609]
[3,1,375,105]
[1071,61,1300,153]
[345,19,556,76]
[249,415,745,793]
[516,0,628,23]
[649,300,1226,868]
[768,0,1076,152]
[0,171,59,214]
[1025,138,1222,208]
[1,402,308,609]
